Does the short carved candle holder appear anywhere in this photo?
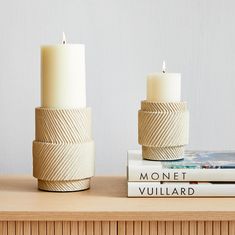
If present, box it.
[138,101,189,160]
[32,107,95,192]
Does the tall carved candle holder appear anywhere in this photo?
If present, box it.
[138,62,189,160]
[33,34,95,192]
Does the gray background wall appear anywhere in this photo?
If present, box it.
[0,0,235,175]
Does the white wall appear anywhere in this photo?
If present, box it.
[0,0,235,175]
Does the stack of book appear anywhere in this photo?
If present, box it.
[127,150,235,197]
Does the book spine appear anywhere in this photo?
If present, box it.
[128,166,235,182]
[128,182,235,197]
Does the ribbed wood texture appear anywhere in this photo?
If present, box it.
[35,108,92,143]
[138,101,189,160]
[141,101,188,112]
[37,178,90,192]
[0,221,234,235]
[33,141,95,180]
[33,107,95,192]
[142,146,185,161]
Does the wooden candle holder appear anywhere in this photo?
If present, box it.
[138,101,189,160]
[32,107,95,192]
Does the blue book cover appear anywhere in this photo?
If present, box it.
[128,150,235,182]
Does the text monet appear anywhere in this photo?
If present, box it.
[139,172,187,181]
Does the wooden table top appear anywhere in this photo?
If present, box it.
[0,175,234,221]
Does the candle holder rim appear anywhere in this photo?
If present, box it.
[36,106,91,111]
[141,100,187,104]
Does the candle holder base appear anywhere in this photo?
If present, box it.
[33,107,95,192]
[138,101,189,161]
[38,178,90,192]
[142,146,184,161]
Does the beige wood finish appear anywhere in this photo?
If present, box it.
[0,176,234,235]
[138,101,189,160]
[33,108,95,192]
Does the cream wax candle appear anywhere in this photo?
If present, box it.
[41,33,86,108]
[147,61,181,102]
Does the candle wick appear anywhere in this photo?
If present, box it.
[162,60,166,73]
[62,32,67,44]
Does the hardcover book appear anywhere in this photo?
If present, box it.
[128,181,235,197]
[128,150,235,182]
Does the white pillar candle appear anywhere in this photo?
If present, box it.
[147,61,181,102]
[41,33,86,108]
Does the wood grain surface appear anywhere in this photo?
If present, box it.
[0,175,235,221]
[0,176,235,234]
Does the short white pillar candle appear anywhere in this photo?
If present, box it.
[147,61,181,102]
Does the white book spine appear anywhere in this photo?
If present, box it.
[128,182,235,197]
[128,167,235,182]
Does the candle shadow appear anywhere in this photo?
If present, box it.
[0,175,38,193]
[0,175,128,197]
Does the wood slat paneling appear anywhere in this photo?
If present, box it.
[110,221,117,235]
[46,221,54,235]
[23,222,30,235]
[8,221,15,235]
[205,221,213,235]
[78,221,86,235]
[38,221,46,235]
[174,221,181,235]
[16,221,23,235]
[229,221,235,235]
[166,221,173,235]
[142,221,149,235]
[126,222,133,235]
[101,221,109,235]
[0,222,2,235]
[71,221,78,235]
[149,221,157,235]
[189,221,197,235]
[0,220,235,234]
[62,222,70,235]
[2,222,8,235]
[221,221,228,235]
[31,221,38,235]
[54,222,62,235]
[94,221,101,235]
[134,221,141,235]
[181,221,189,235]
[117,222,125,235]
[86,221,93,235]
[158,221,165,235]
[197,221,204,235]
[213,221,221,235]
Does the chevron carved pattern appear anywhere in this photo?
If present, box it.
[33,141,95,181]
[141,101,188,112]
[142,146,185,160]
[35,108,92,143]
[33,107,95,192]
[38,178,90,192]
[138,110,189,146]
[138,101,189,160]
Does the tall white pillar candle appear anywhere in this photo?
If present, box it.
[41,34,86,108]
[147,62,181,102]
